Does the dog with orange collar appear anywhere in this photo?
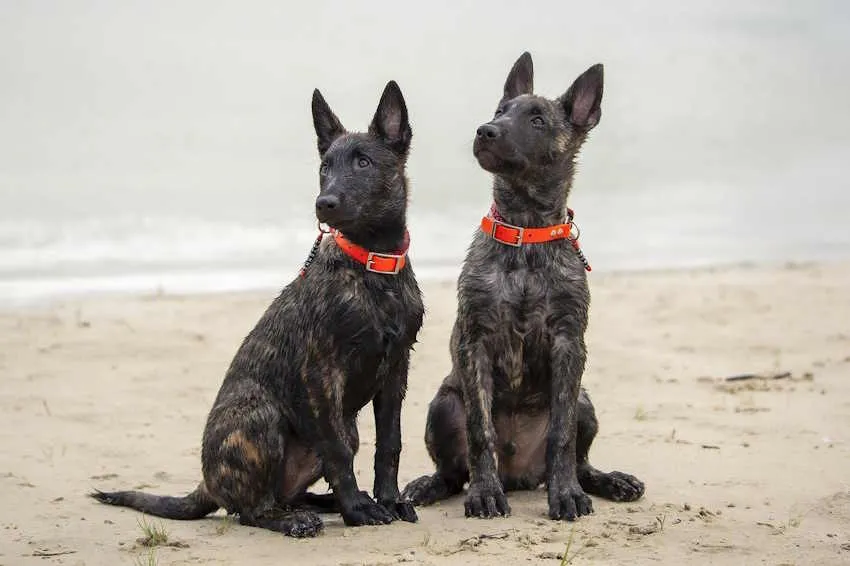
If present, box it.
[93,81,424,537]
[403,52,644,521]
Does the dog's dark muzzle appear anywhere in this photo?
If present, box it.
[473,123,505,157]
[476,123,502,141]
[315,193,344,225]
[473,123,507,169]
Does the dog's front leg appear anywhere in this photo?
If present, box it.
[546,335,593,521]
[372,352,417,523]
[301,364,394,527]
[460,342,511,518]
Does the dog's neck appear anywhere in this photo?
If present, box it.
[491,174,574,227]
[336,217,408,253]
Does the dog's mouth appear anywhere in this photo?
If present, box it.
[473,146,502,172]
[473,142,527,175]
[316,208,351,230]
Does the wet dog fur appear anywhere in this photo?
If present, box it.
[92,81,424,537]
[402,53,645,521]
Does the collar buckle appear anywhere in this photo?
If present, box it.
[490,219,524,247]
[366,252,404,274]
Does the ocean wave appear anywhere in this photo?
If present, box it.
[2,187,849,305]
[0,264,463,307]
[0,216,319,273]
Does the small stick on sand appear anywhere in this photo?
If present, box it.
[724,372,792,382]
[31,550,77,557]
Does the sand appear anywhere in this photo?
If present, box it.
[1,262,849,565]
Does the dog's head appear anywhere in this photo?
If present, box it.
[473,52,603,185]
[311,81,412,239]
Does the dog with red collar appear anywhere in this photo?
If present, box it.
[93,81,424,537]
[403,52,644,521]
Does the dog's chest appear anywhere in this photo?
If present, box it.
[477,265,552,393]
[464,247,587,404]
[330,275,422,410]
[487,266,548,332]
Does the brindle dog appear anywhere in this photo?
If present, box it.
[402,53,644,521]
[92,81,424,537]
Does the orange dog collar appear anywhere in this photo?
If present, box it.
[480,205,591,271]
[333,230,408,274]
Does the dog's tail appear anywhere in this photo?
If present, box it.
[90,482,219,520]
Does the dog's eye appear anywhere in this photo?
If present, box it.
[494,107,505,117]
[531,116,545,127]
[356,156,371,169]
[319,163,329,175]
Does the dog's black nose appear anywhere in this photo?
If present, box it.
[315,194,340,213]
[476,124,500,140]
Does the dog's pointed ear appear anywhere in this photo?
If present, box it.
[369,80,412,155]
[312,89,346,156]
[502,51,534,102]
[559,63,604,131]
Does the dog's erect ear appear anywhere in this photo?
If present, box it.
[559,63,604,131]
[502,51,534,102]
[312,89,346,156]
[369,80,412,155]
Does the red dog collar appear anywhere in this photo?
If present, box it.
[481,216,574,246]
[481,204,591,271]
[333,229,409,274]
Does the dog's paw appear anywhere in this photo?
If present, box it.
[548,482,593,521]
[239,509,324,537]
[283,510,324,538]
[379,499,418,523]
[401,475,439,506]
[464,481,510,519]
[600,471,645,502]
[341,492,394,527]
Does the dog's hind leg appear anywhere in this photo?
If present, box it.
[200,391,328,536]
[290,491,372,513]
[576,389,645,502]
[92,389,281,524]
[239,507,323,538]
[401,383,469,506]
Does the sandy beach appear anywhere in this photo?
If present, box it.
[1,262,849,565]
